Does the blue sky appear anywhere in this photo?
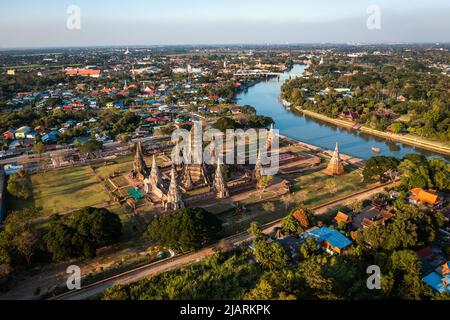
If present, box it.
[1,0,449,47]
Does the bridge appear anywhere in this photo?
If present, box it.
[234,71,303,77]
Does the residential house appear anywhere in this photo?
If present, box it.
[334,211,352,225]
[3,130,16,140]
[209,106,221,114]
[41,131,59,144]
[230,106,241,115]
[339,110,360,122]
[9,138,34,151]
[15,126,32,139]
[361,211,395,229]
[408,188,444,208]
[65,68,102,78]
[422,262,450,294]
[305,227,353,255]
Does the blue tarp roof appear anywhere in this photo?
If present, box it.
[423,272,450,293]
[307,227,352,249]
[42,133,58,142]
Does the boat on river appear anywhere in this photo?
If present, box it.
[371,147,381,153]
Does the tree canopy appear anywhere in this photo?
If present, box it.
[145,207,222,252]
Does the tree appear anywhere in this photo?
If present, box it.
[245,270,298,300]
[347,200,363,214]
[7,173,32,199]
[390,122,404,134]
[0,233,14,266]
[212,117,240,132]
[399,159,432,189]
[428,158,450,191]
[117,133,131,143]
[389,250,432,300]
[248,221,264,240]
[299,238,318,260]
[0,208,42,266]
[78,140,103,156]
[257,175,273,191]
[44,222,95,262]
[363,156,399,182]
[253,240,289,271]
[103,253,261,300]
[32,142,46,156]
[145,207,222,252]
[282,214,303,236]
[299,258,337,299]
[43,207,122,262]
[13,229,39,265]
[70,207,122,247]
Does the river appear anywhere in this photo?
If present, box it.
[237,64,449,161]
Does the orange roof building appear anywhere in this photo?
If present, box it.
[408,188,444,207]
[66,68,102,78]
[334,211,352,225]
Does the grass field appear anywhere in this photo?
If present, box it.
[219,166,368,235]
[94,155,165,181]
[10,166,111,215]
[285,166,367,207]
[94,157,134,180]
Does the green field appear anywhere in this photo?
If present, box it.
[94,157,134,180]
[285,166,367,207]
[10,166,111,215]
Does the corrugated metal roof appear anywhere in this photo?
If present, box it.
[307,227,352,250]
[423,272,450,293]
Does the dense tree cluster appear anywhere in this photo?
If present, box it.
[0,208,41,267]
[0,207,122,270]
[281,54,450,141]
[7,171,32,200]
[356,205,445,251]
[398,154,450,191]
[102,226,445,300]
[363,154,450,192]
[102,180,450,301]
[145,207,222,252]
[212,114,274,132]
[44,207,122,261]
[102,253,261,300]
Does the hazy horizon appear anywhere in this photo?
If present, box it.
[1,0,450,49]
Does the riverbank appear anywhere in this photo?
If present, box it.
[296,108,450,157]
[237,64,449,160]
[278,134,366,168]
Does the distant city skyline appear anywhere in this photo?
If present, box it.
[1,0,450,48]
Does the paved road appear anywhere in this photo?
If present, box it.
[49,180,398,301]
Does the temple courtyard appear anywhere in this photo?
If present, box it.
[8,136,370,238]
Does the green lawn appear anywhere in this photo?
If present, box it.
[11,166,111,215]
[282,167,367,207]
[94,155,163,181]
[95,159,134,180]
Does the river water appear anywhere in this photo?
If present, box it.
[237,64,449,161]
